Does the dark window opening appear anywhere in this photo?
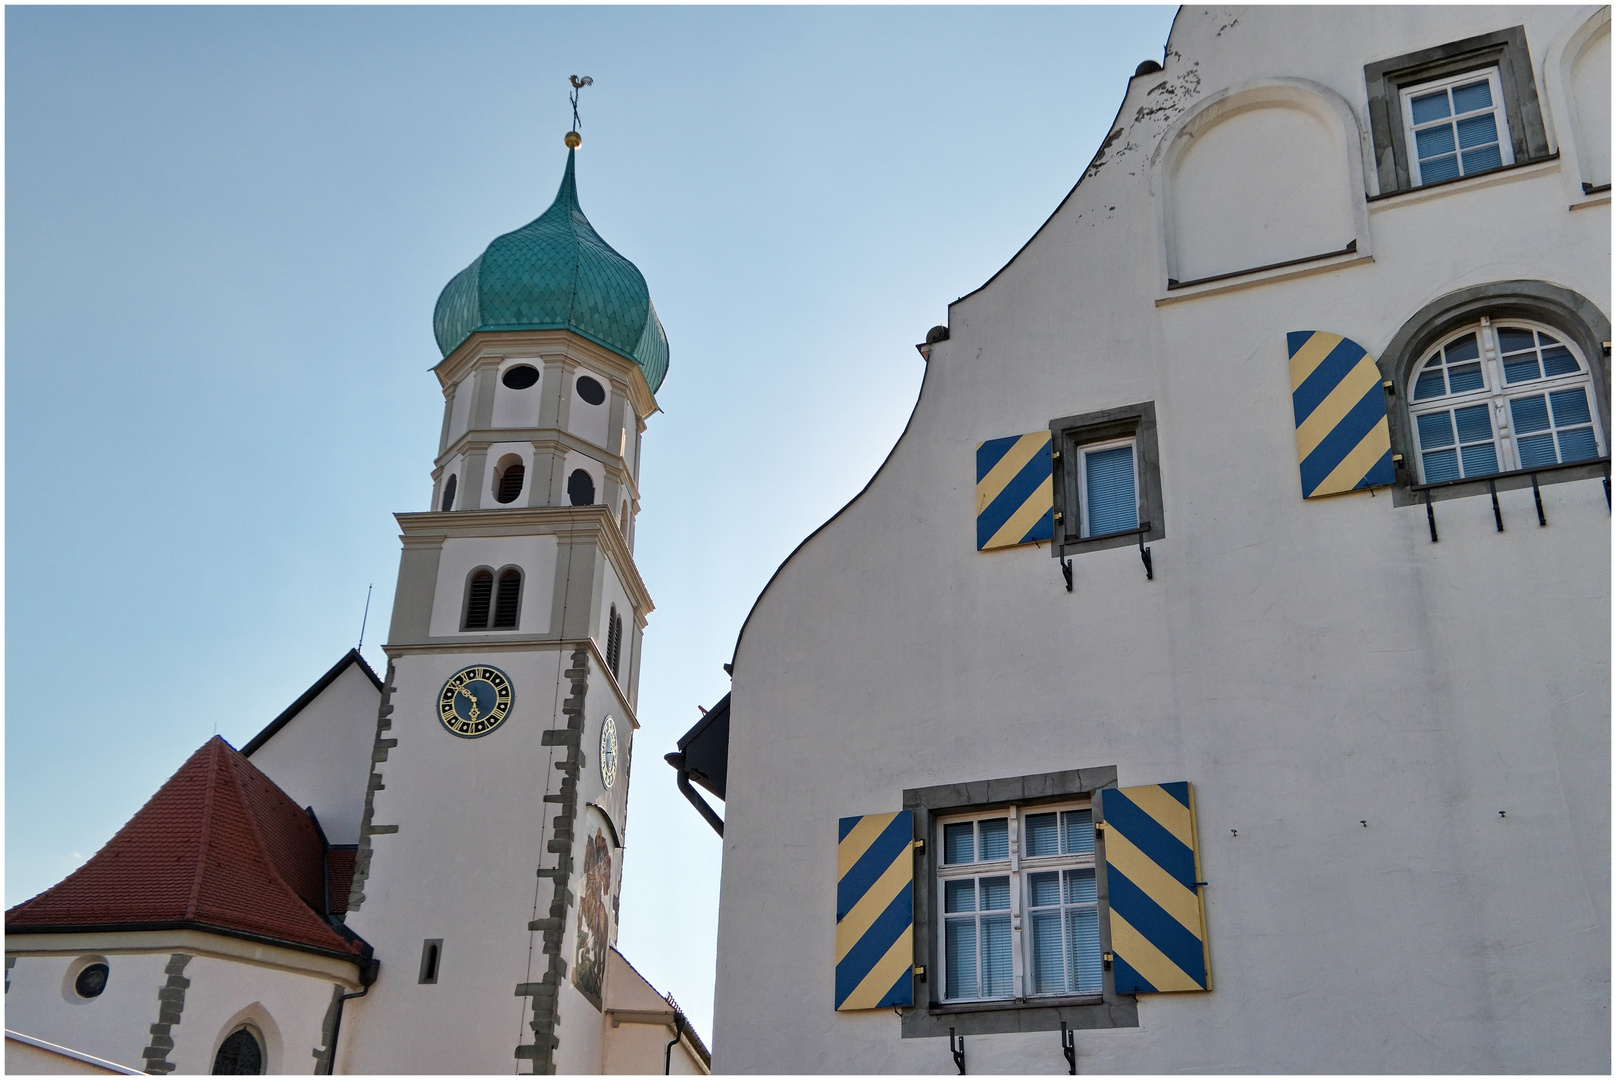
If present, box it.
[463,569,494,630]
[502,364,540,390]
[607,606,622,676]
[568,469,595,506]
[212,1029,263,1075]
[493,569,522,629]
[440,474,457,512]
[575,375,606,406]
[74,963,108,999]
[418,939,443,984]
[495,460,525,504]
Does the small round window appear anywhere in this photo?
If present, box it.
[74,962,109,999]
[502,365,540,390]
[575,375,606,406]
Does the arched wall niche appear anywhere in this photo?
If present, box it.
[1566,8,1611,191]
[1153,79,1372,289]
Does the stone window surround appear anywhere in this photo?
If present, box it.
[1377,280,1612,507]
[1364,25,1551,196]
[1050,402,1165,557]
[900,766,1139,1040]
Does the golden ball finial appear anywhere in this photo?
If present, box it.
[565,131,582,149]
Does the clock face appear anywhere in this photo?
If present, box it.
[438,665,514,739]
[600,715,620,789]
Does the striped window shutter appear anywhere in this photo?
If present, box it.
[1096,783,1210,995]
[835,811,914,1011]
[1287,331,1395,498]
[976,432,1054,550]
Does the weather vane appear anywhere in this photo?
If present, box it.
[566,75,593,148]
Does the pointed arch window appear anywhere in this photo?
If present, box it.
[212,1028,264,1075]
[606,605,623,676]
[462,569,494,630]
[493,568,522,629]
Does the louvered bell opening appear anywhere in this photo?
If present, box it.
[463,570,494,630]
[606,608,621,675]
[493,569,522,628]
[496,462,525,505]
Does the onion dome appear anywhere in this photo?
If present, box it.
[433,149,669,392]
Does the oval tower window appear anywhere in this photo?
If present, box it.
[502,364,540,390]
[567,469,595,507]
[575,375,606,406]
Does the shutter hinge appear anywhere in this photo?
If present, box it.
[1051,450,1061,461]
[912,839,925,855]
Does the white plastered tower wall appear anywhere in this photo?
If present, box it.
[713,5,1609,1074]
[337,327,654,1075]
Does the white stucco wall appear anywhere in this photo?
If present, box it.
[566,366,611,451]
[5,953,169,1071]
[246,661,381,845]
[340,641,630,1074]
[491,358,543,429]
[712,5,1610,1075]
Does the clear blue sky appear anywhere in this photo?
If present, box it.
[6,4,1177,1042]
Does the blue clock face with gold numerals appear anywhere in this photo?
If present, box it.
[438,665,514,739]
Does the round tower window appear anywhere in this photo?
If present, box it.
[502,365,539,390]
[74,962,109,999]
[575,375,606,406]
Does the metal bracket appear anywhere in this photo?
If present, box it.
[1425,488,1438,543]
[1489,478,1503,532]
[1531,472,1546,526]
[949,1028,966,1075]
[1138,531,1154,580]
[1060,1022,1076,1075]
[1061,555,1073,592]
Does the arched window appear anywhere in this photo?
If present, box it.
[493,568,522,629]
[568,469,595,507]
[1408,319,1604,483]
[463,569,494,630]
[494,455,525,505]
[440,474,457,512]
[212,1028,263,1075]
[619,501,630,535]
[606,605,622,676]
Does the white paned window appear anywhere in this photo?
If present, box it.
[1408,319,1605,483]
[1080,439,1139,537]
[937,803,1101,1003]
[1400,69,1515,185]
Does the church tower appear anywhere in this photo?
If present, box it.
[336,126,666,1074]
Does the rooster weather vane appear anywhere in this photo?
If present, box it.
[565,75,593,148]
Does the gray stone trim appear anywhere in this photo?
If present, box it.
[900,768,1138,1040]
[311,983,344,1074]
[140,953,191,1074]
[346,660,399,913]
[1363,25,1549,195]
[1375,280,1612,507]
[1049,401,1165,556]
[515,645,590,1074]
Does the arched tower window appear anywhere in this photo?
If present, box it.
[606,605,622,676]
[463,569,494,630]
[440,474,457,512]
[493,568,522,629]
[568,469,595,506]
[619,501,630,535]
[212,1028,264,1075]
[494,454,525,505]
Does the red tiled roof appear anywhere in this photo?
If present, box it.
[6,737,363,959]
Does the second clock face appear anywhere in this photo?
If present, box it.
[600,715,619,789]
[438,665,514,739]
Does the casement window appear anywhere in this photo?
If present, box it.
[936,804,1101,1004]
[1401,69,1514,185]
[1408,320,1605,483]
[1051,402,1164,557]
[1364,26,1551,196]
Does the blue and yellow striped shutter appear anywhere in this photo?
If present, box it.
[976,432,1054,550]
[1097,782,1210,995]
[1288,331,1395,499]
[835,811,914,1011]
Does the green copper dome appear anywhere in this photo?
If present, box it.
[433,150,669,392]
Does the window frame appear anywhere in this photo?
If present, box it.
[1399,67,1516,186]
[900,766,1138,1041]
[1376,281,1612,508]
[1050,402,1164,558]
[1364,25,1551,196]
